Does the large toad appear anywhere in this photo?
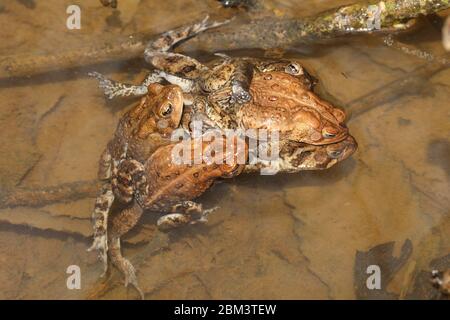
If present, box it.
[90,16,348,146]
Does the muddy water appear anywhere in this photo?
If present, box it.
[0,0,448,299]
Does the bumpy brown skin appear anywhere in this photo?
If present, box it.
[88,19,356,297]
[92,18,348,145]
[175,59,349,147]
[102,82,185,204]
[89,83,184,277]
[108,134,247,298]
[139,136,245,211]
[244,135,357,173]
[188,58,324,132]
[141,24,349,145]
[103,83,184,167]
[143,19,349,146]
[237,71,348,145]
[93,81,247,297]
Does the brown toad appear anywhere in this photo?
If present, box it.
[90,17,348,145]
[90,78,247,297]
[88,82,185,272]
[244,135,357,173]
[108,134,247,298]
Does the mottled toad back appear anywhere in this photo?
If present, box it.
[89,83,184,276]
[91,17,349,146]
[108,133,247,298]
[237,71,348,145]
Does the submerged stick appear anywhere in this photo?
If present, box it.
[181,0,450,52]
[0,0,448,78]
[0,31,153,79]
[348,63,446,119]
[348,38,450,118]
[0,180,99,208]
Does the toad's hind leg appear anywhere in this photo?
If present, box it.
[88,183,115,275]
[97,147,112,181]
[90,17,229,99]
[146,16,228,53]
[144,16,229,81]
[88,145,128,274]
[157,201,219,231]
[109,202,145,299]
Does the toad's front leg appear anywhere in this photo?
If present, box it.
[230,59,253,104]
[109,202,145,299]
[202,57,254,107]
[156,201,218,231]
[88,71,163,99]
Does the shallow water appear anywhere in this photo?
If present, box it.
[0,0,448,299]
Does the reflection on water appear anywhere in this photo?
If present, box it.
[0,0,448,299]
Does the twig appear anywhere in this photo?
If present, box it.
[0,180,99,208]
[1,0,448,79]
[347,63,446,119]
[0,31,153,79]
[181,0,450,51]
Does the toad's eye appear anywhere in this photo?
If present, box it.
[322,127,338,139]
[285,63,303,75]
[160,103,173,117]
[328,149,342,158]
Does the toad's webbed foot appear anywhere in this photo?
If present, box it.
[122,257,145,300]
[109,237,144,299]
[88,71,163,99]
[157,201,219,230]
[109,202,145,298]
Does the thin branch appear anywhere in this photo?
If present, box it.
[182,0,450,51]
[1,0,448,79]
[0,31,153,79]
[0,180,99,208]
